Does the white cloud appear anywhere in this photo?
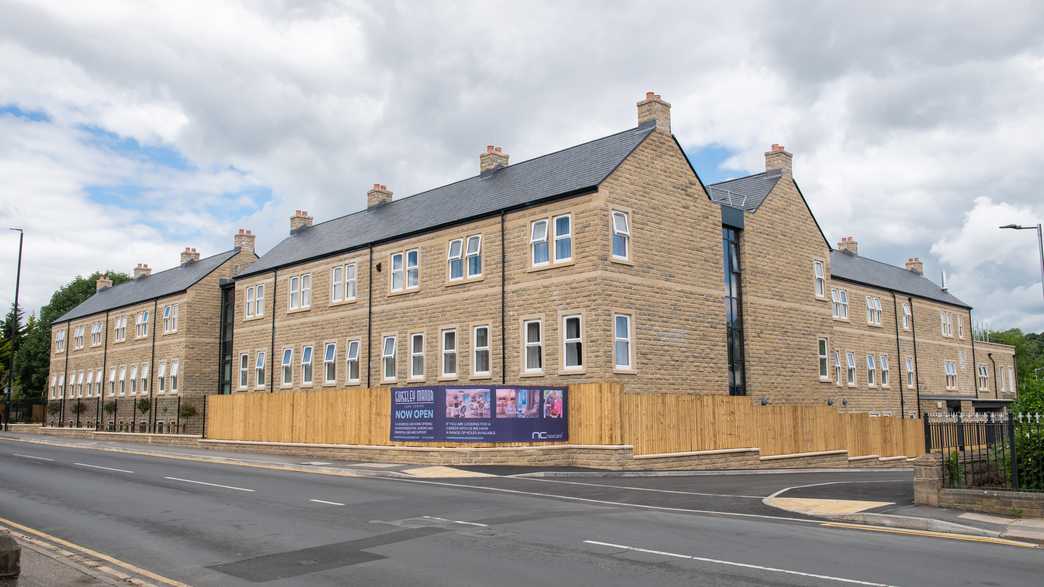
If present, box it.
[0,0,1042,333]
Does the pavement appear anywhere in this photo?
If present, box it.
[1,432,1043,586]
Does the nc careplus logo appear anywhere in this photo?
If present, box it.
[531,431,564,440]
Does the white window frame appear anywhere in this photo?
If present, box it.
[977,364,989,391]
[944,360,958,390]
[866,296,883,326]
[410,333,425,381]
[831,288,849,319]
[55,329,66,352]
[57,374,64,398]
[611,210,630,261]
[390,252,405,291]
[902,303,911,330]
[813,259,825,298]
[553,214,573,262]
[614,313,633,370]
[238,353,249,389]
[346,340,361,384]
[381,336,397,382]
[406,250,419,289]
[169,359,179,393]
[301,273,312,308]
[523,319,543,373]
[958,316,965,339]
[77,370,85,397]
[562,314,583,371]
[466,235,482,278]
[140,362,149,394]
[118,366,126,396]
[447,239,464,281]
[246,286,255,318]
[95,368,103,396]
[301,345,314,385]
[129,365,138,395]
[441,329,458,379]
[163,305,172,333]
[158,361,166,394]
[1008,367,1015,393]
[108,368,116,396]
[530,219,549,267]
[288,276,300,310]
[845,352,856,386]
[330,265,344,303]
[73,326,84,349]
[833,351,842,385]
[880,354,889,387]
[345,263,357,300]
[254,285,264,317]
[866,353,876,386]
[91,322,102,346]
[472,325,491,377]
[323,342,337,384]
[281,348,293,387]
[906,356,915,389]
[817,338,829,380]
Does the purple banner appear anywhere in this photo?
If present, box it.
[390,385,567,442]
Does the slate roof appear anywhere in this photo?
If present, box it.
[707,169,782,211]
[830,250,970,308]
[238,122,658,278]
[56,249,239,323]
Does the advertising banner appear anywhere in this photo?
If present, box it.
[390,385,567,442]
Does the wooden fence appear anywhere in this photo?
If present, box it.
[206,383,924,458]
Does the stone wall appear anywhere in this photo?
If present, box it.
[913,453,1044,517]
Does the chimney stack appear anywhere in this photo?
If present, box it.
[234,228,256,253]
[290,209,314,233]
[836,236,859,255]
[133,263,152,279]
[367,184,393,209]
[96,274,113,292]
[765,143,793,176]
[180,247,200,264]
[637,91,671,134]
[905,257,924,274]
[480,145,509,174]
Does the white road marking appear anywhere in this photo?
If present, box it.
[520,477,764,499]
[379,476,815,524]
[423,515,489,528]
[74,463,134,474]
[309,499,345,506]
[163,476,254,492]
[12,453,55,462]
[584,540,896,586]
[767,479,908,499]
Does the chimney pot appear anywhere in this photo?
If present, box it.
[133,263,152,279]
[637,90,671,134]
[290,209,314,233]
[96,274,113,292]
[234,227,256,253]
[367,184,393,208]
[836,235,859,255]
[765,143,793,176]
[180,247,200,264]
[905,257,924,274]
[480,145,510,174]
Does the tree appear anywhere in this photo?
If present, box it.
[987,329,1044,414]
[7,271,130,399]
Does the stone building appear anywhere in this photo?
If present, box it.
[45,92,1017,429]
[45,230,257,430]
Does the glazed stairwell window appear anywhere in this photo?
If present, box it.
[301,346,314,385]
[831,288,849,319]
[281,348,293,387]
[906,356,915,388]
[523,320,543,373]
[473,326,491,377]
[238,353,248,389]
[324,342,337,384]
[813,259,825,298]
[441,329,457,379]
[346,340,361,384]
[817,338,829,380]
[530,220,549,266]
[846,352,856,385]
[410,334,425,380]
[562,315,583,371]
[382,336,397,382]
[612,210,630,261]
[902,303,911,330]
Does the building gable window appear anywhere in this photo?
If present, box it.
[129,365,138,395]
[140,362,149,394]
[473,326,491,377]
[108,368,116,396]
[958,316,965,339]
[813,260,825,298]
[523,320,543,373]
[817,338,829,380]
[246,286,255,317]
[612,210,631,261]
[331,265,344,302]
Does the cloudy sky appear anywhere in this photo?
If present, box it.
[1,1,1043,332]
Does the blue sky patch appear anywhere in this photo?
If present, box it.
[0,104,51,123]
[683,143,745,185]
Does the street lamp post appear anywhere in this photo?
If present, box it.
[999,223,1044,301]
[6,228,23,431]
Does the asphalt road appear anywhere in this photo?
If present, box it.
[0,441,1040,586]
